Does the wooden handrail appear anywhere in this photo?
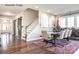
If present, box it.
[25,19,37,34]
[24,19,37,40]
[26,20,36,28]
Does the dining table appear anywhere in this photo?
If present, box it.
[48,31,61,46]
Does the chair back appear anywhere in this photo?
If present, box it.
[59,30,66,39]
[42,31,49,40]
[68,29,72,37]
[64,29,70,38]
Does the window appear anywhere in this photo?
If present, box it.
[76,16,79,27]
[40,13,49,27]
[2,23,7,31]
[40,12,54,27]
[67,17,74,28]
[59,17,66,28]
[48,16,54,27]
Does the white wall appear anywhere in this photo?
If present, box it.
[15,9,55,41]
[15,8,38,40]
[22,9,38,40]
[27,24,41,41]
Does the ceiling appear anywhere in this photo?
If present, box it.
[0,4,79,17]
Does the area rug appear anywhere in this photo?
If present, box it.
[33,40,79,54]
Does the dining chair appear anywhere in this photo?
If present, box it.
[67,29,72,41]
[64,29,70,39]
[41,31,53,46]
[57,30,66,40]
[56,29,67,47]
[54,29,72,47]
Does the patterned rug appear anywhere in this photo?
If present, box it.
[33,40,79,54]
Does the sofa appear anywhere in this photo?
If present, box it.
[70,28,79,40]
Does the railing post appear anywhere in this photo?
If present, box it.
[25,26,28,46]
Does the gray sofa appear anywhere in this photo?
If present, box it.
[70,28,79,40]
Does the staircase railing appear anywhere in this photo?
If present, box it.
[24,19,38,41]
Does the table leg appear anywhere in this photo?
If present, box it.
[53,35,57,46]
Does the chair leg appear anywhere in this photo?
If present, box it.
[66,39,69,41]
[43,39,49,45]
[43,39,54,47]
[64,38,69,41]
[66,37,70,41]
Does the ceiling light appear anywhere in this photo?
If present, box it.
[35,6,39,9]
[3,12,15,16]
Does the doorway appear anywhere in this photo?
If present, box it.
[0,17,25,53]
[0,19,12,49]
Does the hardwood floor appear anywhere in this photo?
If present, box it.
[1,34,79,54]
[11,40,50,54]
[0,39,49,54]
[1,39,79,54]
[0,40,26,53]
